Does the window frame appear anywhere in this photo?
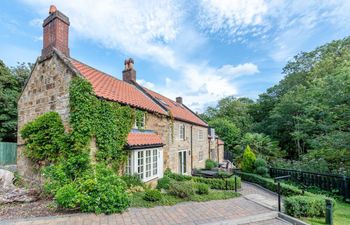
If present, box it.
[131,148,160,182]
[179,124,185,140]
[198,129,204,140]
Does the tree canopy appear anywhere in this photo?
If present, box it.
[201,36,350,175]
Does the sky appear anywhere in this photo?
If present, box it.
[1,0,350,112]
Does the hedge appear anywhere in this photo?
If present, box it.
[237,172,305,196]
[237,172,336,218]
[192,176,241,190]
[165,171,241,190]
[284,195,335,218]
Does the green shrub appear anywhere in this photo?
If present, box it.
[284,195,335,218]
[205,159,218,170]
[255,158,267,168]
[166,172,192,181]
[156,176,171,190]
[55,183,81,209]
[256,166,269,177]
[79,165,130,214]
[121,175,144,188]
[143,189,162,202]
[169,181,194,198]
[192,176,241,190]
[195,183,209,195]
[20,112,68,163]
[126,185,144,194]
[241,145,256,172]
[238,172,304,196]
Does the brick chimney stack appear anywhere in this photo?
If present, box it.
[42,5,70,58]
[176,97,183,104]
[123,58,136,83]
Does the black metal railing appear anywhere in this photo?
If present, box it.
[269,167,350,201]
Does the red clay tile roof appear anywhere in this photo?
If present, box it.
[143,88,208,127]
[218,139,224,145]
[70,59,166,115]
[127,132,163,147]
[69,58,208,127]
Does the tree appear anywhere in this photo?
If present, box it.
[0,60,31,142]
[208,118,240,153]
[241,145,256,172]
[236,133,284,162]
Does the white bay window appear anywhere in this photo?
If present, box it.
[126,148,163,182]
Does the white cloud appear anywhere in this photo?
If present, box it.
[198,0,268,42]
[149,62,259,112]
[217,63,259,78]
[137,79,155,89]
[22,0,259,112]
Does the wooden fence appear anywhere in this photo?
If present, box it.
[0,142,17,165]
[269,167,350,200]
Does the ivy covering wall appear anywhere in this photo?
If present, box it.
[20,76,135,213]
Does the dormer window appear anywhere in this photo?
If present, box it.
[179,124,185,140]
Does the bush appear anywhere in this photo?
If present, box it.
[256,166,269,177]
[169,181,194,198]
[284,195,335,218]
[156,176,171,190]
[195,183,209,195]
[126,185,144,194]
[205,159,218,170]
[241,145,256,172]
[192,176,241,190]
[20,112,68,163]
[121,174,144,188]
[166,172,192,181]
[55,183,81,209]
[238,172,304,196]
[255,158,267,168]
[78,165,129,214]
[143,189,162,202]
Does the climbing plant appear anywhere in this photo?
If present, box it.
[21,76,134,213]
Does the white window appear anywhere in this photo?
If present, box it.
[198,130,204,140]
[179,124,185,140]
[179,150,187,174]
[134,113,145,129]
[125,152,132,175]
[199,151,204,161]
[137,151,144,179]
[128,148,160,182]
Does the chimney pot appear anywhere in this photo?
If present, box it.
[49,5,57,14]
[176,97,183,104]
[122,58,136,83]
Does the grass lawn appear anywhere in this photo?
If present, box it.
[302,200,350,225]
[129,190,240,208]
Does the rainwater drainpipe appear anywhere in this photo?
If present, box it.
[190,125,193,173]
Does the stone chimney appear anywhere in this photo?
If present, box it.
[123,58,136,83]
[42,5,70,58]
[176,97,183,104]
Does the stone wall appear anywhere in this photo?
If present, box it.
[17,53,73,179]
[145,113,209,174]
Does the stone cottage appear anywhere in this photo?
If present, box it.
[17,6,224,183]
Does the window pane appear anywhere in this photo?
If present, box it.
[137,151,144,179]
[183,152,186,173]
[153,149,157,176]
[146,150,152,178]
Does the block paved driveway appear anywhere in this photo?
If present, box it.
[2,183,290,225]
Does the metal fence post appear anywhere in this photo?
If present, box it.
[234,176,237,193]
[325,199,333,225]
[277,182,281,212]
